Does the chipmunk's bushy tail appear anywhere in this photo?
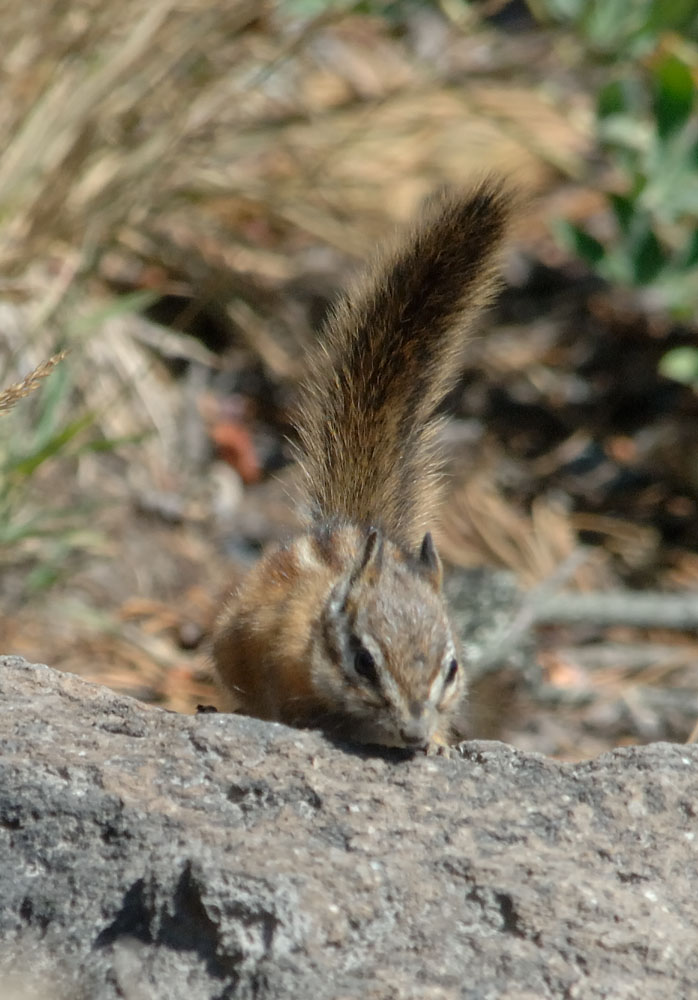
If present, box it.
[295,177,516,549]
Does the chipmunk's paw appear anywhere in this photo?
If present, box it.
[425,735,457,758]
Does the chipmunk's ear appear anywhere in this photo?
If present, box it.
[418,531,442,590]
[352,528,384,582]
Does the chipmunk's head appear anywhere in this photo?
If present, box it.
[313,528,466,750]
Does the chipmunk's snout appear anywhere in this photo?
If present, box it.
[399,729,429,750]
[398,703,432,749]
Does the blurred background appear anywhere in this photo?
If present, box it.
[1,0,698,759]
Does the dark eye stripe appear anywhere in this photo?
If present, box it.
[354,646,379,687]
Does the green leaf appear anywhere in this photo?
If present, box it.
[652,55,694,142]
[651,272,698,319]
[629,225,666,285]
[628,172,648,201]
[597,114,649,154]
[659,346,698,385]
[32,360,71,453]
[0,512,47,545]
[682,228,698,268]
[73,430,150,455]
[70,289,159,337]
[7,411,95,478]
[609,193,635,234]
[645,0,698,35]
[597,80,630,118]
[24,561,64,593]
[560,222,606,266]
[548,0,586,18]
[581,0,643,53]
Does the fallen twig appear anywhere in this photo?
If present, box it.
[534,590,698,631]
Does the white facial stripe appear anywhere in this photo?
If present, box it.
[328,576,352,618]
[294,535,321,571]
[428,649,458,705]
[428,670,446,706]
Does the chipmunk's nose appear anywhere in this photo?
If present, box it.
[399,726,429,749]
[399,706,430,749]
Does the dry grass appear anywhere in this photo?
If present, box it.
[0,1,260,270]
[0,0,585,501]
[438,469,610,590]
[0,0,582,437]
[0,352,67,414]
[1,0,584,275]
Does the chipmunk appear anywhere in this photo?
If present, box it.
[212,178,515,750]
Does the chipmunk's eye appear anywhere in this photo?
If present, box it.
[445,658,459,685]
[354,646,379,687]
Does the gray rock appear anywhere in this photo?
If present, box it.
[1,654,697,1000]
[444,566,537,683]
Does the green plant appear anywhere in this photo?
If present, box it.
[0,357,97,589]
[0,294,155,593]
[551,39,698,387]
[529,0,698,387]
[526,0,698,56]
[559,50,698,316]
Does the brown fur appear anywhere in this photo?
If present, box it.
[296,178,515,548]
[213,525,364,723]
[213,177,517,749]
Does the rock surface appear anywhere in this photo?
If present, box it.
[1,654,697,1000]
